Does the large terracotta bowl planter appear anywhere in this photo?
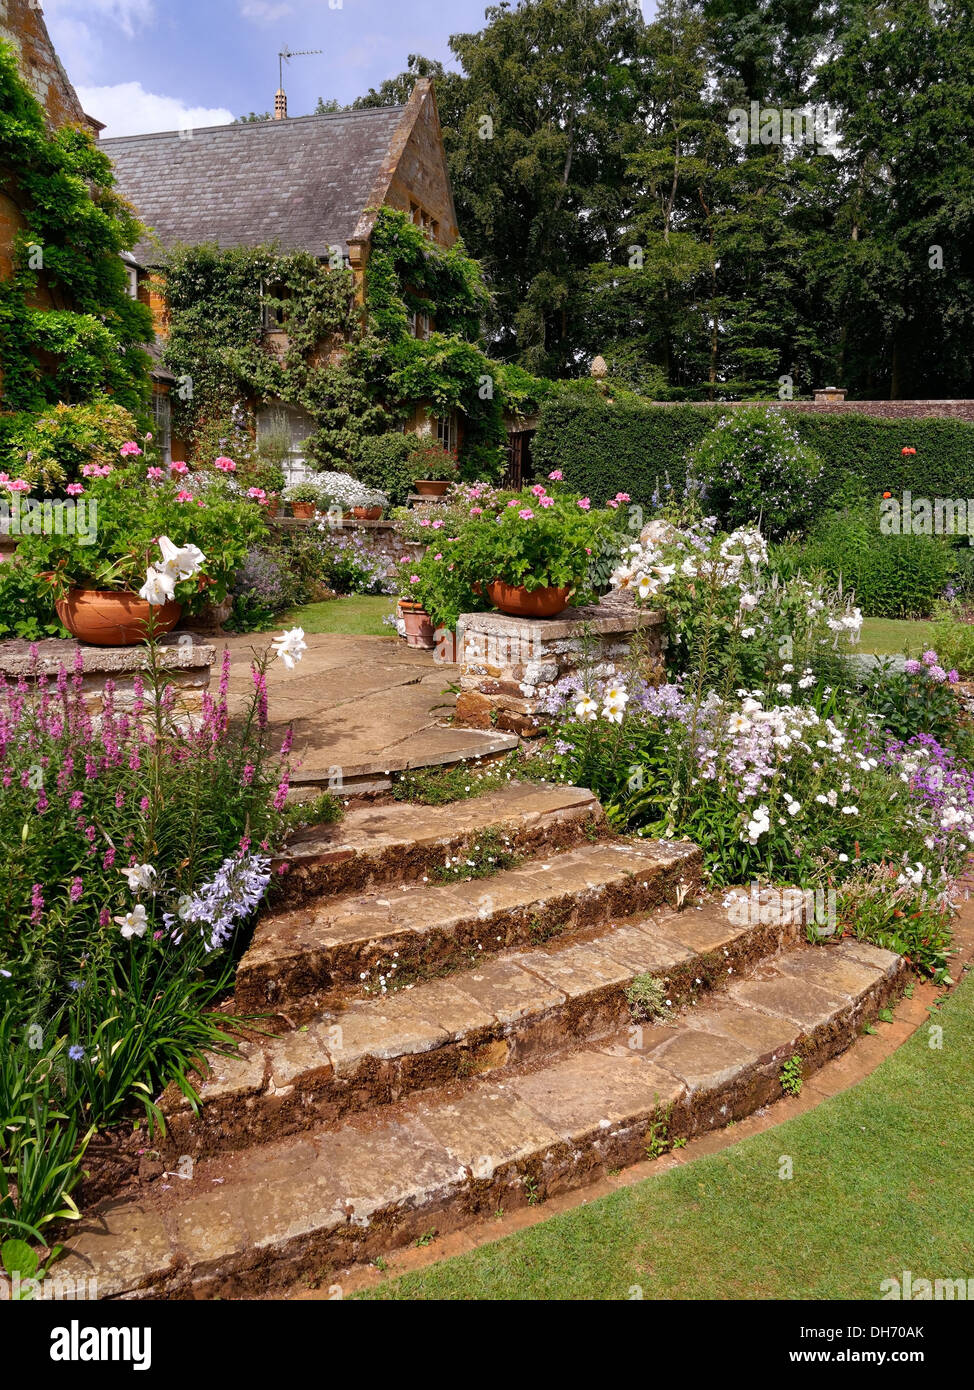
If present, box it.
[413,479,450,497]
[55,588,182,646]
[486,580,573,619]
[399,600,436,649]
[351,505,383,521]
[290,501,316,520]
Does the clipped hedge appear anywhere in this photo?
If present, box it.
[533,396,974,520]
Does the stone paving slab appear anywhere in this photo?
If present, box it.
[220,632,516,782]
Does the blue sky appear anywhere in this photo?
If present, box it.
[43,0,506,137]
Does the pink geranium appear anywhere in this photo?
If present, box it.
[146,467,164,481]
[6,478,31,492]
[548,469,563,481]
[119,441,142,458]
[518,508,534,520]
[176,489,195,503]
[577,497,591,510]
[65,483,85,496]
[538,495,555,508]
[214,456,237,472]
[170,460,189,475]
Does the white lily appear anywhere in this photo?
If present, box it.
[574,695,598,723]
[115,904,148,939]
[157,535,206,582]
[138,568,176,606]
[120,863,156,892]
[272,627,307,669]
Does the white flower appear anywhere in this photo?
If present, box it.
[120,863,156,892]
[636,573,658,601]
[157,535,206,582]
[273,627,307,669]
[775,683,792,696]
[727,712,752,734]
[841,805,859,816]
[115,904,148,939]
[574,695,598,723]
[603,685,629,714]
[138,568,176,606]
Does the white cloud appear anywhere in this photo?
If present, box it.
[240,1,294,22]
[45,0,155,84]
[47,0,155,39]
[76,82,235,138]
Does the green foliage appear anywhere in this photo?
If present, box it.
[15,456,268,609]
[431,828,519,883]
[534,393,974,534]
[0,560,66,641]
[930,601,974,679]
[780,1055,803,1097]
[352,432,413,502]
[0,401,139,493]
[0,41,153,416]
[688,407,824,539]
[803,504,955,618]
[858,659,962,747]
[626,973,671,1023]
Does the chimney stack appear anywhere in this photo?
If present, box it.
[274,87,287,120]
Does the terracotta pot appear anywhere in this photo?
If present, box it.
[55,588,182,646]
[265,498,281,519]
[399,600,435,649]
[351,506,383,521]
[486,580,573,619]
[290,500,317,519]
[413,479,450,497]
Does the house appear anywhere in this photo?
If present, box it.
[103,81,461,472]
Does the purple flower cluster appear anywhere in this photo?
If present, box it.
[903,650,959,684]
[164,852,272,953]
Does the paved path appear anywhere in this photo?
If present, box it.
[217,633,516,788]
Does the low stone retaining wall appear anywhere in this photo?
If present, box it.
[0,636,215,721]
[271,516,421,581]
[454,602,665,736]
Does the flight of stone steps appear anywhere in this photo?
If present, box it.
[62,782,908,1299]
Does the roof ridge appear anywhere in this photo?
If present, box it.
[101,105,406,146]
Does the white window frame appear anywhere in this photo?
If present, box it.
[436,410,458,453]
[150,391,172,465]
[125,264,139,300]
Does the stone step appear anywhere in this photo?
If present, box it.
[163,890,808,1159]
[235,837,703,1018]
[276,781,606,906]
[62,938,907,1299]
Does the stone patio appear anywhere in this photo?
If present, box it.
[218,632,517,793]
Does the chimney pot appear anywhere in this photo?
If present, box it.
[813,385,847,403]
[274,88,287,120]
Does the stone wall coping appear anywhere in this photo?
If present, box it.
[0,638,216,677]
[457,604,664,640]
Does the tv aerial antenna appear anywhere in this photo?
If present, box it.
[278,44,323,91]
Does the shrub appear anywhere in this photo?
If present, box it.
[353,433,414,503]
[930,599,974,678]
[533,392,974,525]
[687,407,824,538]
[0,402,140,493]
[802,504,954,617]
[406,439,460,483]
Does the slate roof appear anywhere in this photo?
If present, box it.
[103,107,409,264]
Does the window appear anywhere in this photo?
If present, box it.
[436,411,458,453]
[257,403,315,486]
[124,264,139,299]
[260,279,286,331]
[151,391,172,465]
[417,310,431,340]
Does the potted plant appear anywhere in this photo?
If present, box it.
[15,446,267,645]
[460,485,612,619]
[406,439,459,497]
[350,487,388,521]
[283,480,321,520]
[396,565,436,649]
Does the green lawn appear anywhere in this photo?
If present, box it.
[359,974,974,1300]
[858,616,933,655]
[282,595,396,637]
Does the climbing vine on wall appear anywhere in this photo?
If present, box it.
[0,40,153,417]
[162,207,549,474]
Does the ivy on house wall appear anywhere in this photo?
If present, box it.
[161,207,550,474]
[0,40,154,417]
